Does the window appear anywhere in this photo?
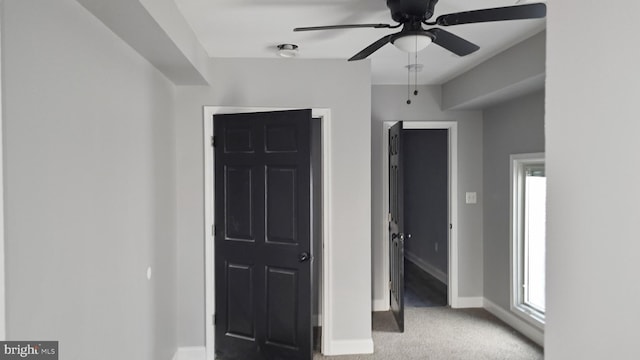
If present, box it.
[510,153,546,327]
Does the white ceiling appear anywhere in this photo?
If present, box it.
[173,0,545,85]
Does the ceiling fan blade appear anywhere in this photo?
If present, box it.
[435,3,546,26]
[294,23,393,32]
[426,28,480,56]
[348,34,395,61]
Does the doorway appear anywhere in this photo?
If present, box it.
[403,129,449,308]
[203,107,331,360]
[382,121,460,321]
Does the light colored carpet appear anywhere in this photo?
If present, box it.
[314,307,543,360]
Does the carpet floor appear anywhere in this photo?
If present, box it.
[314,307,543,360]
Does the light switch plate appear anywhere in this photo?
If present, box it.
[465,192,477,204]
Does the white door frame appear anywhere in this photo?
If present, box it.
[203,106,332,360]
[381,121,460,307]
[0,0,7,339]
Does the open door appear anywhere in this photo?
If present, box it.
[389,121,405,332]
[214,109,313,360]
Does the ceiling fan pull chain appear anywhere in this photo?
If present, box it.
[406,52,412,105]
[414,40,419,96]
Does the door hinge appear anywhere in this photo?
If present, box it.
[213,314,216,325]
[449,223,453,230]
[212,224,216,236]
[388,213,392,222]
[211,136,216,147]
[389,280,392,288]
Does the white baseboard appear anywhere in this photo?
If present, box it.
[173,346,206,360]
[324,338,374,356]
[181,338,374,358]
[452,296,483,308]
[405,252,448,285]
[483,298,544,347]
[373,298,390,312]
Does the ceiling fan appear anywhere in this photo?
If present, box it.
[294,0,547,61]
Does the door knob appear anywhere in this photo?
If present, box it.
[392,233,406,241]
[298,252,311,263]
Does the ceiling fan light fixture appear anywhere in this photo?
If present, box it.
[392,34,433,53]
[277,44,299,58]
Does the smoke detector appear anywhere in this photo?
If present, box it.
[277,44,299,58]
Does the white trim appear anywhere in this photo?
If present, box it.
[203,107,332,359]
[319,109,333,356]
[0,0,7,340]
[203,108,214,360]
[405,252,448,285]
[452,297,483,308]
[483,298,544,347]
[324,339,374,356]
[172,346,206,360]
[381,121,459,308]
[509,153,545,330]
[372,299,389,312]
[381,122,391,307]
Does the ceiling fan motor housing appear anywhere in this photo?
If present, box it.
[387,0,439,23]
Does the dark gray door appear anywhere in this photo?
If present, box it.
[214,109,312,360]
[389,121,405,332]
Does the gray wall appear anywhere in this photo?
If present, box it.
[404,130,449,279]
[175,58,373,346]
[442,31,545,110]
[371,85,484,308]
[482,91,545,311]
[2,1,177,359]
[76,0,209,85]
[545,2,640,358]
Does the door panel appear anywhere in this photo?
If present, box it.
[266,266,299,347]
[266,166,298,244]
[215,109,312,360]
[224,122,255,153]
[226,263,255,339]
[265,124,299,152]
[225,166,254,241]
[389,121,405,332]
